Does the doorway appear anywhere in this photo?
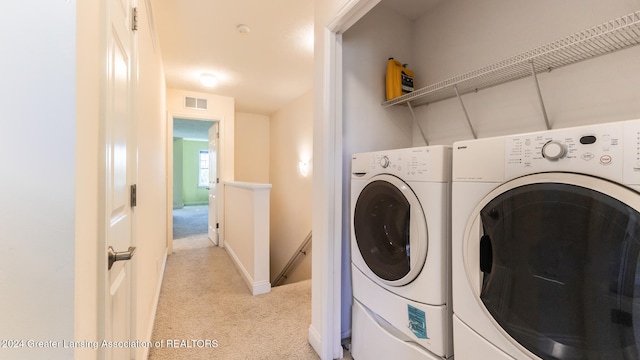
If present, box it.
[172,117,219,249]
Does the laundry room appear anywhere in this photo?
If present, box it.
[342,0,640,154]
[339,0,640,359]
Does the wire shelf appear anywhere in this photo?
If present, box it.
[382,11,640,108]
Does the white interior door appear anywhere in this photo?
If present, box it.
[104,0,136,359]
[208,123,219,245]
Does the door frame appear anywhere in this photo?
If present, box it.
[167,112,224,254]
[311,0,381,358]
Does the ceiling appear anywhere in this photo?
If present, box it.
[152,0,442,139]
[150,0,314,116]
[381,0,442,20]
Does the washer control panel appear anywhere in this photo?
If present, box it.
[541,140,568,160]
[378,155,390,169]
[504,122,624,181]
[370,150,429,177]
[352,146,451,182]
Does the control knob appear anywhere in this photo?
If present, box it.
[542,140,567,161]
[379,156,390,168]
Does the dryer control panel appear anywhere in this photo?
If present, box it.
[623,120,640,185]
[504,122,625,182]
[454,119,640,185]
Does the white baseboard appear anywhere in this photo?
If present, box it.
[140,248,168,360]
[224,242,271,296]
[252,280,271,295]
[308,325,322,358]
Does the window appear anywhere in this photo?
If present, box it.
[198,150,209,187]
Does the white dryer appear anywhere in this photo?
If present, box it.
[350,146,453,360]
[452,119,640,359]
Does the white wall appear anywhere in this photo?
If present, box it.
[342,4,414,154]
[410,0,640,144]
[269,90,314,284]
[76,0,101,358]
[235,112,270,183]
[0,2,75,359]
[133,1,169,358]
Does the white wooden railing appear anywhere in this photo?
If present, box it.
[223,182,272,295]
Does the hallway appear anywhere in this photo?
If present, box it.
[148,231,318,359]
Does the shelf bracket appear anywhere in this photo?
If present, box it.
[529,60,551,130]
[454,85,477,139]
[407,102,429,146]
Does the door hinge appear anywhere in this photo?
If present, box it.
[216,178,220,184]
[216,223,219,229]
[131,184,137,207]
[132,7,139,32]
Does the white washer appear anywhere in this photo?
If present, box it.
[350,146,453,360]
[452,119,640,359]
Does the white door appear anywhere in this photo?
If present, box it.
[104,0,137,359]
[208,123,219,245]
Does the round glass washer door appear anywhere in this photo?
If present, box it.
[464,172,640,360]
[353,174,428,287]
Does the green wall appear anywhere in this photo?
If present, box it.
[173,138,209,207]
[173,138,184,208]
[182,140,209,205]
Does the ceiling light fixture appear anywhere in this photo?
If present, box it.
[200,73,218,87]
[237,24,251,34]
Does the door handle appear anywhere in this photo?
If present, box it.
[108,246,136,270]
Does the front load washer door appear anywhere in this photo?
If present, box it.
[353,174,428,287]
[464,173,640,360]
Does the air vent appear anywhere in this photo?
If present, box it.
[184,96,208,110]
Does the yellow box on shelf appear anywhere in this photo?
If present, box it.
[386,58,414,101]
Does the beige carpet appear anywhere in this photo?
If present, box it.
[148,235,319,360]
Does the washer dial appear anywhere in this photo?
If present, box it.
[542,140,567,161]
[379,156,390,168]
